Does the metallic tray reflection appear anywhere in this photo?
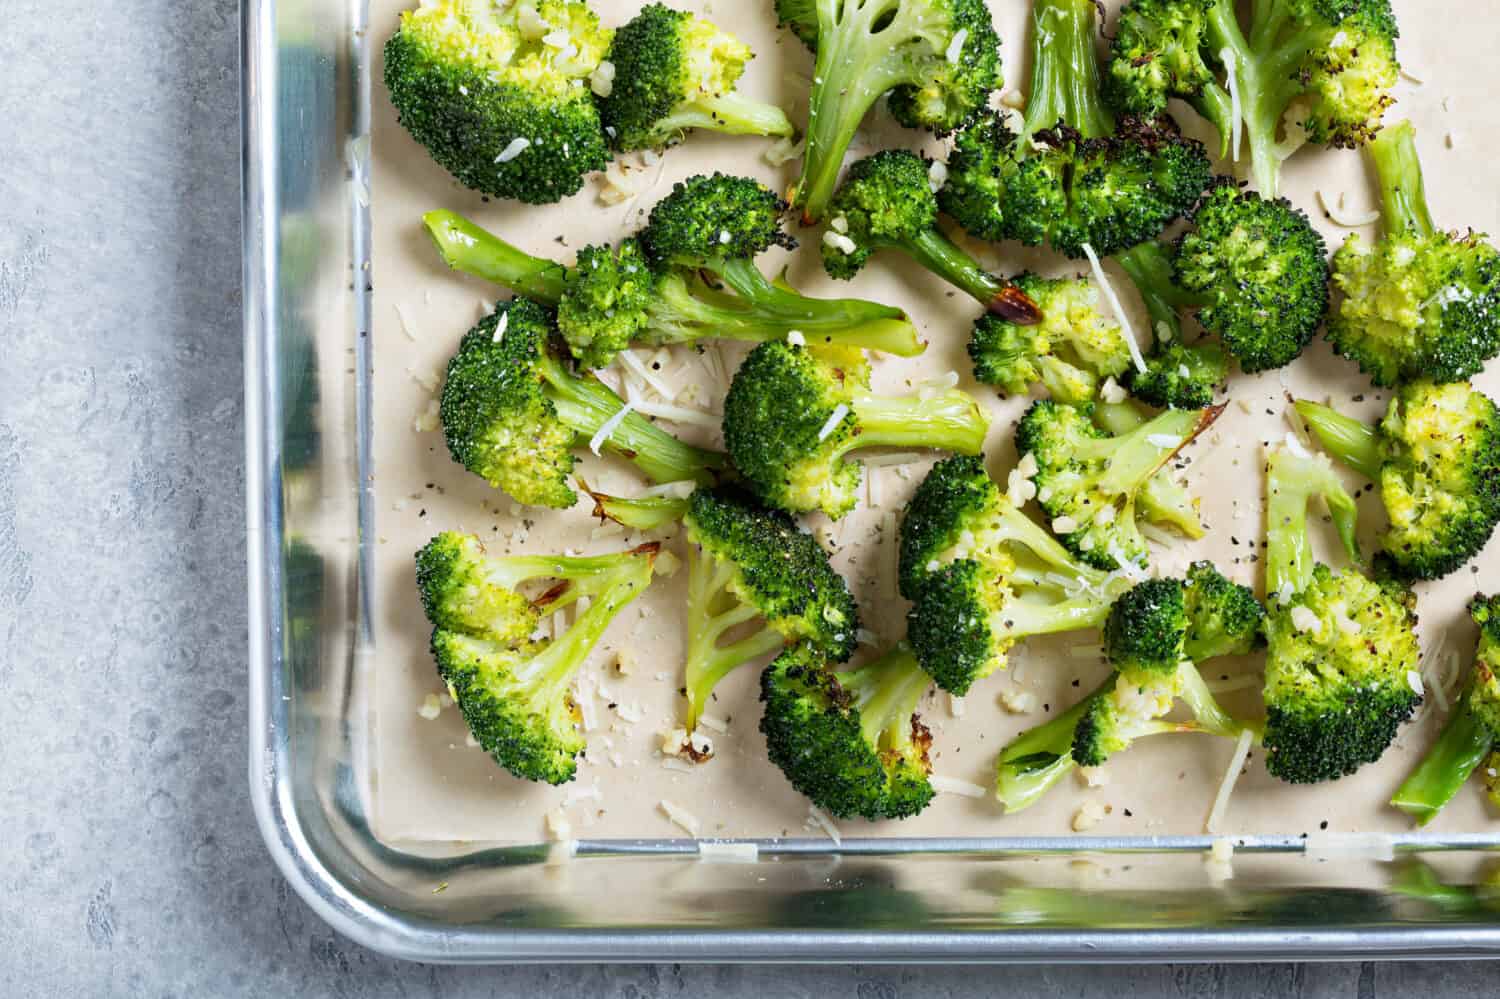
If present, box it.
[242,0,1500,962]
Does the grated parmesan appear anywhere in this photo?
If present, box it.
[945,28,968,64]
[1317,190,1381,228]
[1204,728,1255,833]
[822,230,858,255]
[1080,243,1146,373]
[1221,48,1243,161]
[931,776,987,798]
[817,404,850,442]
[659,799,701,836]
[495,137,531,163]
[588,403,633,456]
[805,805,842,845]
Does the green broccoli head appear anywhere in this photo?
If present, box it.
[1262,564,1421,784]
[555,240,656,369]
[900,456,1125,694]
[1125,338,1229,410]
[383,0,613,204]
[968,274,1134,404]
[440,299,580,507]
[782,0,1001,221]
[1103,578,1188,674]
[723,341,989,518]
[1173,180,1329,373]
[1377,381,1500,581]
[1016,399,1219,570]
[936,110,1036,244]
[642,173,795,271]
[1071,670,1181,767]
[597,4,793,151]
[1103,0,1398,196]
[682,486,858,728]
[1182,560,1265,661]
[440,298,725,507]
[760,643,936,821]
[416,532,658,783]
[1469,594,1500,737]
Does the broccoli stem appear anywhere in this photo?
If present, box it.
[1292,401,1385,481]
[794,0,934,220]
[423,210,569,303]
[1175,660,1250,739]
[1021,0,1114,142]
[995,695,1092,811]
[684,551,786,728]
[846,389,990,457]
[1092,401,1206,537]
[585,488,691,531]
[1115,241,1206,343]
[1369,120,1435,239]
[654,90,796,140]
[708,258,923,354]
[538,353,726,486]
[1391,694,1495,825]
[517,557,655,700]
[1207,0,1302,196]
[487,551,649,604]
[1264,447,1362,601]
[997,594,1116,643]
[1085,407,1213,495]
[842,643,929,749]
[901,227,1021,316]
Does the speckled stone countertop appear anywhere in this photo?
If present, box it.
[0,1,1494,995]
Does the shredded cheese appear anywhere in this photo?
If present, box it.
[817,404,850,442]
[805,805,842,845]
[1221,48,1242,162]
[495,137,531,163]
[945,28,968,64]
[1081,243,1146,373]
[1317,190,1381,228]
[1204,728,1255,833]
[588,402,633,456]
[931,776,987,798]
[659,799,701,837]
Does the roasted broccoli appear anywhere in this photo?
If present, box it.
[723,340,990,519]
[597,4,793,152]
[937,0,1211,259]
[424,204,920,371]
[1016,398,1221,570]
[760,642,936,820]
[1260,445,1421,784]
[995,566,1260,811]
[1090,399,1211,541]
[1392,595,1500,824]
[968,273,1134,403]
[1105,0,1400,196]
[415,532,658,783]
[821,150,1041,321]
[681,486,859,732]
[899,455,1134,695]
[384,0,613,204]
[776,0,1001,221]
[1295,381,1500,581]
[1326,120,1500,387]
[1113,239,1229,408]
[438,298,725,508]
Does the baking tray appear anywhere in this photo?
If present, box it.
[243,0,1500,961]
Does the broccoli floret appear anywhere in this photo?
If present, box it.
[438,298,725,508]
[997,567,1257,810]
[1016,399,1221,570]
[822,151,1041,322]
[1327,121,1500,387]
[723,341,990,519]
[937,0,1211,259]
[899,456,1133,694]
[760,642,936,820]
[1260,445,1421,784]
[424,209,921,368]
[415,532,658,783]
[384,0,613,204]
[1090,399,1210,540]
[1105,0,1400,196]
[968,274,1133,403]
[1296,381,1500,581]
[1171,179,1330,373]
[584,483,691,532]
[681,486,859,732]
[1392,594,1500,824]
[777,0,1001,221]
[597,4,793,152]
[1114,239,1229,408]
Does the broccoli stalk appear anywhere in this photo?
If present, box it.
[1294,382,1500,581]
[1019,0,1114,143]
[681,487,859,733]
[779,0,1001,222]
[760,642,936,820]
[823,150,1042,321]
[1327,121,1500,387]
[1392,595,1500,824]
[439,298,725,508]
[599,5,794,152]
[415,532,659,783]
[1260,445,1422,784]
[996,566,1261,812]
[724,341,990,518]
[1091,399,1208,540]
[1106,0,1400,197]
[424,209,922,368]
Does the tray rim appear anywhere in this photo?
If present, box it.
[242,0,1500,962]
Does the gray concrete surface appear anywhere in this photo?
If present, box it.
[0,1,1495,996]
